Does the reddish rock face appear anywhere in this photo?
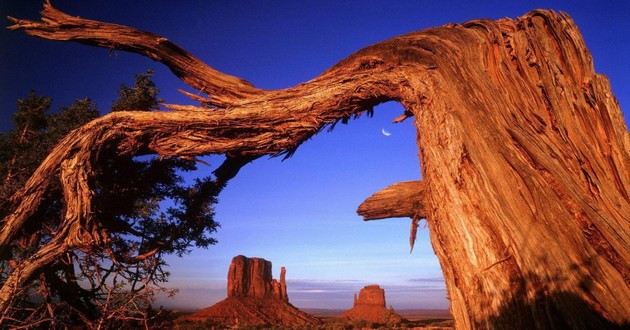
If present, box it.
[343,284,403,325]
[355,284,386,307]
[183,255,318,327]
[226,255,288,301]
[271,266,288,302]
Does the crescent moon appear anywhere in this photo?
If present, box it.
[381,128,392,137]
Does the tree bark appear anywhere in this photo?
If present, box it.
[406,14,630,327]
[4,3,629,328]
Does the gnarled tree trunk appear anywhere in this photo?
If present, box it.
[4,2,629,328]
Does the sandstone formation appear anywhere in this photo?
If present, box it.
[342,284,404,324]
[182,256,319,327]
[227,255,288,301]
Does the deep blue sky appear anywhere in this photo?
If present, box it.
[1,1,628,310]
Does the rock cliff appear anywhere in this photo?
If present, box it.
[342,284,404,324]
[182,255,319,327]
[227,255,288,301]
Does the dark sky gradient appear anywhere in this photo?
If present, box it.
[1,1,628,310]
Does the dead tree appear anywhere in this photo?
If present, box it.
[3,2,629,328]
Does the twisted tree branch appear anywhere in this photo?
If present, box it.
[7,0,261,106]
[0,8,425,307]
[5,3,629,328]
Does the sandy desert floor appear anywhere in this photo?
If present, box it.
[175,309,453,329]
[307,309,453,329]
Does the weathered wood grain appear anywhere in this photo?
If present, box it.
[3,2,629,328]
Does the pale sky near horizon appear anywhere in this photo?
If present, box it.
[1,0,628,311]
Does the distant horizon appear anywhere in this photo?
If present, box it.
[155,264,449,310]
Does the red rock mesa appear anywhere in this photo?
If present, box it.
[182,255,319,327]
[342,284,404,324]
[227,255,288,301]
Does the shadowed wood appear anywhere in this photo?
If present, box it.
[2,2,629,329]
